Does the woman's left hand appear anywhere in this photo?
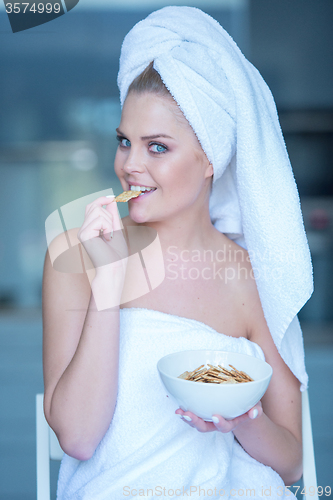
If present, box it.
[175,402,263,433]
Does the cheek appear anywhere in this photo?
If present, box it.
[164,159,202,203]
[171,152,204,187]
[114,150,123,177]
[159,160,189,195]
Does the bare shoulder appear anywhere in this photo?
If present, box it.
[217,236,256,323]
[43,227,91,302]
[216,234,253,278]
[42,227,91,320]
[43,216,131,309]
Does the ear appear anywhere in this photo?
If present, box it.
[204,160,214,179]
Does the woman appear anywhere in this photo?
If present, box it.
[42,7,313,500]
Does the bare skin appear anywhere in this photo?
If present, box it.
[42,91,302,484]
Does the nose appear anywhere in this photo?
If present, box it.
[122,149,146,174]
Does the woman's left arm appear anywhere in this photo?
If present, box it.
[232,298,303,485]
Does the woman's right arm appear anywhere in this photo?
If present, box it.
[42,196,126,461]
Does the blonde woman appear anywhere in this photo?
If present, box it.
[43,7,312,500]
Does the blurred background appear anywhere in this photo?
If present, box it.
[0,0,332,498]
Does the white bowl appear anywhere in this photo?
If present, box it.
[157,350,272,421]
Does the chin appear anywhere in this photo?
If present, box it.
[128,207,150,224]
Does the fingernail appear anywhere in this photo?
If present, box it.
[183,415,192,422]
[176,413,183,418]
[212,416,219,424]
[250,409,258,419]
[106,195,115,198]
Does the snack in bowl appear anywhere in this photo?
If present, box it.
[178,363,254,384]
[114,190,142,202]
[157,350,273,421]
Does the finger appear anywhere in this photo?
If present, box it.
[84,196,123,234]
[211,403,263,433]
[175,410,216,432]
[84,196,116,217]
[247,402,263,420]
[211,413,250,432]
[79,214,113,243]
[105,197,124,232]
[81,206,113,233]
[79,215,114,243]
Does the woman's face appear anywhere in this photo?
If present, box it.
[114,91,213,224]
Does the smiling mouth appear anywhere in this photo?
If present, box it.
[130,185,157,196]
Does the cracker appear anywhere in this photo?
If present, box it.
[114,190,141,202]
[178,371,190,380]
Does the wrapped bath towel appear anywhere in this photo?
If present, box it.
[57,308,296,499]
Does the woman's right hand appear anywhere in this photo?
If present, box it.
[77,195,128,306]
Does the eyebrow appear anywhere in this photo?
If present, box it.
[116,128,174,141]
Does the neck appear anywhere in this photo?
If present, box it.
[145,201,217,254]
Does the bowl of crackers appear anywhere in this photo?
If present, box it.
[157,350,272,421]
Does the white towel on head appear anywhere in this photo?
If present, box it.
[117,6,313,389]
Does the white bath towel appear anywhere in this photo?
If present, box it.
[117,6,313,390]
[57,308,296,500]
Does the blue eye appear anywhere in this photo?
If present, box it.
[150,143,167,153]
[117,136,130,148]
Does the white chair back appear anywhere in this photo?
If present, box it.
[302,389,319,500]
[36,394,63,500]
